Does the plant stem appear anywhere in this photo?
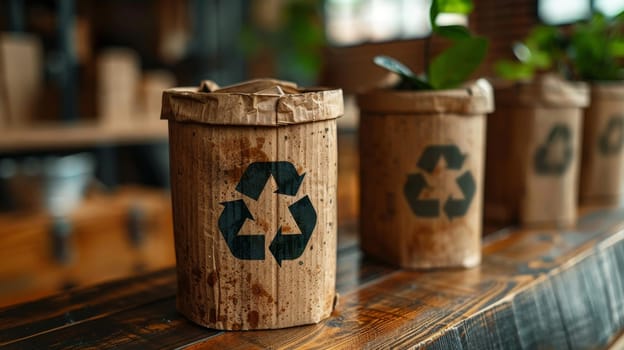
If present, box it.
[424,36,431,77]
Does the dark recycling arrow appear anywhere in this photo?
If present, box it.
[269,195,317,266]
[443,171,476,220]
[599,115,624,155]
[534,124,573,175]
[235,162,305,200]
[404,173,439,217]
[417,145,466,173]
[218,161,317,265]
[404,144,476,220]
[218,199,265,260]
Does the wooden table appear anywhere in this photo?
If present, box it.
[1,207,624,349]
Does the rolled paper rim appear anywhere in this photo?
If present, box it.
[161,78,344,126]
[590,81,624,100]
[356,79,495,116]
[494,74,590,108]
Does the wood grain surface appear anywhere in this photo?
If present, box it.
[1,207,624,349]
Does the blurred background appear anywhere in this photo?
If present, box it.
[0,0,622,307]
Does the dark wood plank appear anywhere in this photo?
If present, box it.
[182,209,624,349]
[0,227,393,349]
[436,236,624,350]
[0,268,176,346]
[608,330,624,349]
[458,302,521,350]
[0,195,361,345]
[180,264,525,349]
[3,253,391,350]
[2,208,624,349]
[1,297,219,350]
[510,280,569,349]
[335,243,396,294]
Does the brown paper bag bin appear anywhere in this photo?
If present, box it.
[357,81,494,269]
[580,83,624,206]
[161,79,343,330]
[485,75,589,227]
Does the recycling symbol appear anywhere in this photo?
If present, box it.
[218,162,317,266]
[403,145,476,220]
[534,124,573,175]
[598,115,624,155]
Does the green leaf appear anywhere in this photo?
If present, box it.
[495,60,534,81]
[434,25,471,40]
[428,36,488,89]
[373,55,432,90]
[525,25,559,50]
[513,42,552,68]
[591,12,607,25]
[609,38,624,57]
[374,55,416,77]
[511,42,531,61]
[429,0,473,30]
[436,0,474,14]
[529,51,552,68]
[429,0,439,30]
[568,12,624,80]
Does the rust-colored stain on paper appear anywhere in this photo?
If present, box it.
[252,283,274,303]
[207,271,217,287]
[247,310,260,329]
[209,308,216,323]
[218,138,270,182]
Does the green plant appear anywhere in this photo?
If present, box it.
[495,25,564,81]
[374,0,488,90]
[570,12,624,81]
[496,12,624,82]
